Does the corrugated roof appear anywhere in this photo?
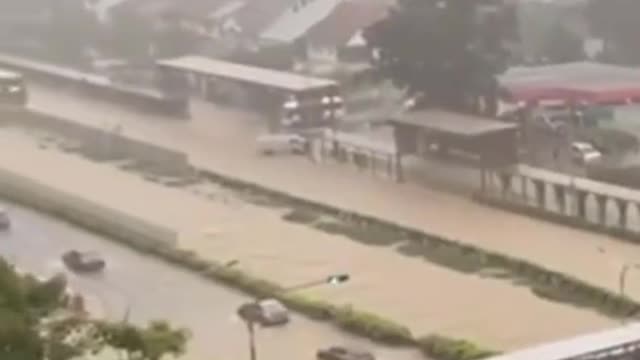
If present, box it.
[232,0,297,36]
[393,109,517,136]
[157,55,337,91]
[260,0,343,43]
[304,0,389,48]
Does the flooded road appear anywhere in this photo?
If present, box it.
[0,205,424,360]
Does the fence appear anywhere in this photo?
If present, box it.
[308,130,400,181]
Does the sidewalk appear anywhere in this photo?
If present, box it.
[27,85,640,300]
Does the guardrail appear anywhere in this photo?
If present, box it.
[0,167,177,249]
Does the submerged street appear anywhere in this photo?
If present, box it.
[0,204,423,360]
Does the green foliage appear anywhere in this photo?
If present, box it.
[541,22,586,63]
[97,320,189,360]
[43,0,100,66]
[108,9,155,61]
[586,0,640,64]
[333,305,414,345]
[419,335,500,360]
[0,256,189,360]
[365,0,517,115]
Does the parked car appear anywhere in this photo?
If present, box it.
[62,250,106,273]
[256,133,307,155]
[570,141,602,164]
[0,207,10,230]
[317,346,375,360]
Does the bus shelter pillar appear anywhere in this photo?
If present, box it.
[596,194,607,225]
[554,184,566,215]
[617,199,628,230]
[575,190,587,220]
[534,179,545,209]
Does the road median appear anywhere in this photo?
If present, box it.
[0,160,499,360]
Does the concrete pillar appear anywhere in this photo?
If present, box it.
[618,199,628,230]
[395,154,404,183]
[554,184,566,214]
[596,195,608,225]
[500,173,511,197]
[534,180,545,208]
[576,191,587,219]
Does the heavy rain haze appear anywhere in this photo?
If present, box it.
[1,1,640,360]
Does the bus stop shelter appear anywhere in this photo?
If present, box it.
[156,55,340,127]
[391,109,519,187]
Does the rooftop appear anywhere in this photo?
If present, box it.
[304,0,390,47]
[260,0,343,43]
[157,55,337,92]
[392,109,518,137]
[500,62,640,90]
[485,322,640,360]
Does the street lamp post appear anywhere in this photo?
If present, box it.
[236,273,350,360]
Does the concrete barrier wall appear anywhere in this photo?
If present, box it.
[4,110,191,176]
[0,166,177,248]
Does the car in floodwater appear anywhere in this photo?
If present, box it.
[62,250,106,273]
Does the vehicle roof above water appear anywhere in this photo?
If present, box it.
[571,141,596,150]
[258,298,287,311]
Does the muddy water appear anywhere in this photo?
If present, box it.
[0,127,617,350]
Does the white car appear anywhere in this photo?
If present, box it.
[255,298,290,326]
[0,207,10,230]
[256,133,307,155]
[571,142,602,164]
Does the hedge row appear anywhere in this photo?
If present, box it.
[0,173,499,360]
[474,192,640,245]
[195,170,640,319]
[139,246,499,359]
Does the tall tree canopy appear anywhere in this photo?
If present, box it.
[541,22,586,64]
[586,0,640,64]
[0,258,189,360]
[44,0,100,66]
[365,0,517,115]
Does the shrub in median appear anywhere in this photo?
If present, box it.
[333,305,414,345]
[419,335,500,360]
[278,293,336,320]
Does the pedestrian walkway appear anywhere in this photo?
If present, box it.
[27,84,640,303]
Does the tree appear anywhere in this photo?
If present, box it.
[0,257,189,360]
[108,9,155,61]
[43,0,101,66]
[541,23,586,64]
[586,0,640,64]
[365,0,517,116]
